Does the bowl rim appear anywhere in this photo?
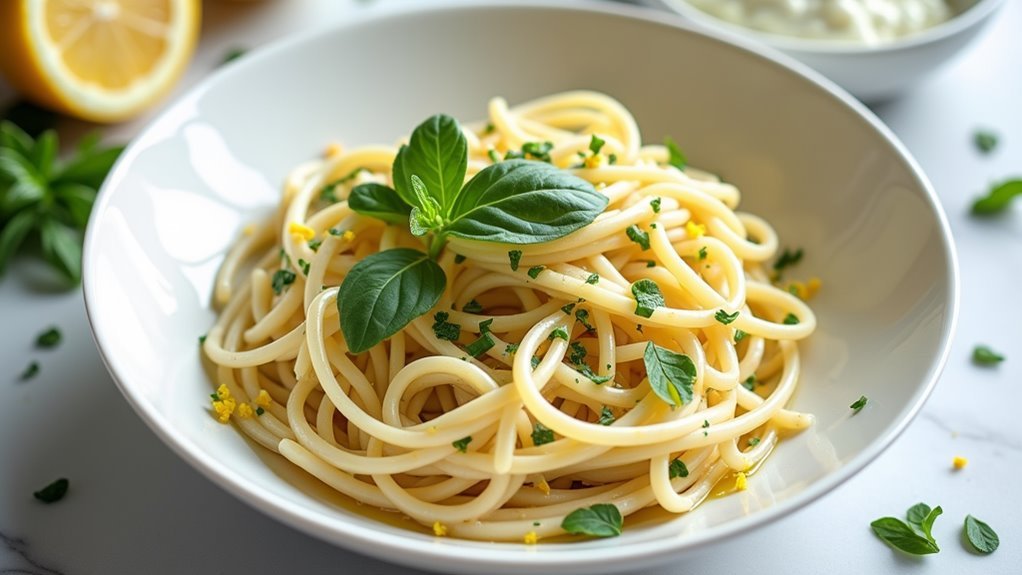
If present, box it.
[657,0,1006,55]
[82,0,961,571]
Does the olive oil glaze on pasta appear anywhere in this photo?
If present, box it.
[202,91,817,543]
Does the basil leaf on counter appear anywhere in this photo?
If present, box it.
[964,515,999,554]
[972,179,1022,215]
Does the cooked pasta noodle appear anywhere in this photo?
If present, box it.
[203,91,817,542]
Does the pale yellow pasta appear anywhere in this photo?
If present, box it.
[203,91,817,542]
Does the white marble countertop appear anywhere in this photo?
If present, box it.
[2,1,1020,573]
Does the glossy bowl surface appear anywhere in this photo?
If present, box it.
[83,2,958,573]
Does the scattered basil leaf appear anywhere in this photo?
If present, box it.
[773,247,803,273]
[971,179,1022,216]
[574,308,594,332]
[668,458,689,479]
[568,341,588,365]
[271,269,296,295]
[734,329,748,343]
[974,130,998,154]
[20,361,40,381]
[650,197,661,213]
[531,422,555,446]
[561,504,623,537]
[741,375,756,391]
[698,246,707,260]
[465,331,495,357]
[528,265,545,279]
[850,395,868,413]
[589,135,605,155]
[664,136,686,170]
[579,364,613,384]
[33,477,69,503]
[714,309,739,325]
[348,182,412,225]
[598,406,615,426]
[561,302,576,315]
[585,273,600,285]
[626,225,650,250]
[631,279,664,318]
[508,250,523,271]
[338,248,446,353]
[462,299,483,313]
[964,515,999,554]
[919,506,943,542]
[643,341,696,406]
[550,327,569,341]
[783,313,800,325]
[871,517,940,555]
[444,160,607,244]
[972,345,1004,366]
[521,141,554,163]
[35,327,61,348]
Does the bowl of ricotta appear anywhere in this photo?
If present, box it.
[654,0,1006,100]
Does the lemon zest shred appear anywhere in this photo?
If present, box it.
[685,220,706,239]
[735,471,748,491]
[432,521,448,537]
[952,456,968,470]
[523,531,539,545]
[236,403,254,419]
[288,222,315,241]
[256,389,272,407]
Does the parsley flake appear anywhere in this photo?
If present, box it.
[631,279,664,318]
[35,327,62,348]
[585,273,600,285]
[20,361,40,381]
[431,312,461,341]
[626,225,650,250]
[452,436,472,453]
[669,458,689,479]
[527,265,545,279]
[549,327,570,341]
[271,269,296,295]
[783,313,800,325]
[462,299,484,313]
[650,197,662,213]
[714,309,739,325]
[508,250,523,271]
[531,422,555,446]
[974,130,998,154]
[598,406,616,426]
[850,395,868,414]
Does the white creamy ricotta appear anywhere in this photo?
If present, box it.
[686,0,958,43]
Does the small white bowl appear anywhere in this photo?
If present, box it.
[83,2,958,573]
[655,0,1006,101]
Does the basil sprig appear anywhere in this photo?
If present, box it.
[871,502,942,555]
[339,115,606,353]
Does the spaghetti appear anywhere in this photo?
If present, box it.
[202,91,817,542]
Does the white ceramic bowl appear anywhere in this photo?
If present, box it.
[654,0,1006,101]
[82,2,958,574]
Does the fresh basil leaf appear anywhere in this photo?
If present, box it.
[972,345,1004,366]
[964,515,999,554]
[631,279,664,318]
[39,218,82,284]
[561,503,622,537]
[0,209,36,275]
[906,503,932,530]
[870,517,940,555]
[338,248,446,353]
[444,160,607,244]
[392,114,467,215]
[348,183,411,225]
[643,342,696,407]
[919,506,942,542]
[972,179,1022,216]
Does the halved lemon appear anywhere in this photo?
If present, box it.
[0,0,200,123]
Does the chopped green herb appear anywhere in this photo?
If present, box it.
[625,225,650,251]
[452,436,472,453]
[454,254,467,264]
[466,331,495,357]
[527,265,545,279]
[964,515,999,554]
[664,136,687,171]
[221,47,246,65]
[271,269,296,295]
[561,302,577,315]
[308,238,322,252]
[585,273,600,285]
[698,246,707,260]
[598,406,615,426]
[531,422,555,446]
[579,364,612,384]
[505,343,519,355]
[521,141,554,162]
[549,327,569,341]
[319,183,339,203]
[431,312,461,341]
[328,228,343,236]
[35,327,61,348]
[483,122,495,135]
[741,375,756,391]
[298,258,311,276]
[645,260,656,268]
[714,309,739,325]
[850,395,868,413]
[33,478,69,503]
[650,197,661,213]
[198,335,207,345]
[462,299,484,313]
[971,180,1022,215]
[487,149,500,163]
[734,329,748,343]
[974,130,998,154]
[669,458,689,479]
[635,324,643,333]
[531,356,541,369]
[702,420,710,428]
[562,504,623,537]
[20,361,39,381]
[783,313,800,325]
[608,154,617,165]
[568,341,588,365]
[748,437,761,447]
[631,279,664,318]
[643,342,696,407]
[773,248,803,274]
[589,134,606,155]
[255,406,265,416]
[972,345,1004,366]
[508,250,523,271]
